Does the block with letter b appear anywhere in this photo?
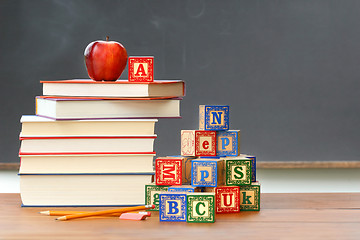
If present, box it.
[217,130,240,157]
[187,192,215,223]
[199,105,229,131]
[155,156,193,186]
[214,186,240,213]
[145,184,169,211]
[240,182,260,211]
[159,193,187,222]
[181,130,217,156]
[224,156,252,186]
[191,159,224,187]
[128,56,154,82]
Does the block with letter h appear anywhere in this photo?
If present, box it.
[181,130,217,156]
[240,182,260,211]
[199,105,229,131]
[159,192,187,222]
[128,56,154,82]
[217,130,240,157]
[224,156,252,186]
[145,184,169,211]
[155,156,193,186]
[191,159,224,187]
[187,192,215,223]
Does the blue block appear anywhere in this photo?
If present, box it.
[168,185,197,193]
[199,105,229,131]
[191,159,224,187]
[240,154,256,182]
[159,193,187,222]
[217,130,240,157]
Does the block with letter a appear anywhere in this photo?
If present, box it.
[181,130,217,156]
[155,156,193,185]
[128,56,154,82]
[199,105,229,131]
[159,193,187,222]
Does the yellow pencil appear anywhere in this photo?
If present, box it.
[39,211,121,216]
[56,204,155,221]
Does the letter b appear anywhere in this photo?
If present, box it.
[167,201,179,214]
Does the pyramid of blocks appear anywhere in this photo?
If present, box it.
[145,105,260,223]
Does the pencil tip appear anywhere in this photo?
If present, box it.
[55,216,66,221]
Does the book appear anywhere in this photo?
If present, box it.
[41,79,185,98]
[19,136,156,154]
[20,115,157,137]
[19,153,155,174]
[35,97,181,120]
[19,173,154,206]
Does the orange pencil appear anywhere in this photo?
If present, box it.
[39,211,121,216]
[56,204,155,221]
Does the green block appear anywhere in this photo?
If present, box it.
[145,184,169,211]
[187,193,215,223]
[225,157,252,186]
[240,182,260,211]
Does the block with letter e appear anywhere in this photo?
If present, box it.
[128,56,154,82]
[155,156,193,186]
[217,130,240,157]
[187,192,215,223]
[145,184,169,211]
[240,182,260,211]
[199,105,229,131]
[181,130,217,156]
[191,159,224,187]
[159,193,187,222]
[214,186,240,213]
[224,156,252,186]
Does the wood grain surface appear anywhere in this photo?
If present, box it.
[0,193,359,239]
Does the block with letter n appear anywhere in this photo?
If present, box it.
[199,105,229,131]
[155,156,193,186]
[214,186,240,213]
[128,56,154,82]
[159,193,187,222]
[224,156,252,186]
[191,159,224,187]
[181,130,217,156]
[187,192,215,223]
[240,182,260,211]
[217,130,240,157]
[145,184,169,211]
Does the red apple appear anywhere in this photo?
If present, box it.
[84,37,128,81]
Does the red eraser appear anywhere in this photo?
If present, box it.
[119,213,149,221]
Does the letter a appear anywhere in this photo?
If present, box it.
[135,63,147,76]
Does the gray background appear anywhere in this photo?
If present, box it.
[1,0,360,163]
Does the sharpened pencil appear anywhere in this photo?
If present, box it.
[39,211,121,216]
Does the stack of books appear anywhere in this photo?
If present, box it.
[18,79,185,206]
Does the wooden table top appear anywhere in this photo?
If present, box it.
[1,193,359,240]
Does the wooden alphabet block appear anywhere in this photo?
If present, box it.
[240,182,260,211]
[128,56,154,82]
[181,130,217,156]
[187,193,215,223]
[199,105,229,131]
[168,185,199,193]
[145,184,169,211]
[191,159,224,187]
[215,186,240,213]
[217,130,240,157]
[240,154,257,182]
[159,193,187,222]
[224,156,252,186]
[155,156,193,186]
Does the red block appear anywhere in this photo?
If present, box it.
[215,186,240,213]
[155,157,192,185]
[128,56,154,82]
[181,130,217,156]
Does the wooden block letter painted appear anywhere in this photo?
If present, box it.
[181,130,216,156]
[199,105,229,131]
[240,154,256,182]
[159,193,187,222]
[215,186,240,213]
[155,157,192,185]
[191,159,224,187]
[217,130,240,157]
[224,157,252,186]
[128,56,154,82]
[240,182,260,211]
[168,185,198,193]
[187,193,215,223]
[145,184,169,211]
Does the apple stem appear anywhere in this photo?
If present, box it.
[106,36,109,41]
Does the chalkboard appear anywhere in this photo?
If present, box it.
[1,0,360,163]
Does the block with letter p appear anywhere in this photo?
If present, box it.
[217,130,240,157]
[159,193,187,222]
[128,56,154,82]
[240,182,260,211]
[155,156,193,186]
[199,105,229,131]
[224,156,252,186]
[187,192,215,223]
[181,130,217,156]
[191,159,224,187]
